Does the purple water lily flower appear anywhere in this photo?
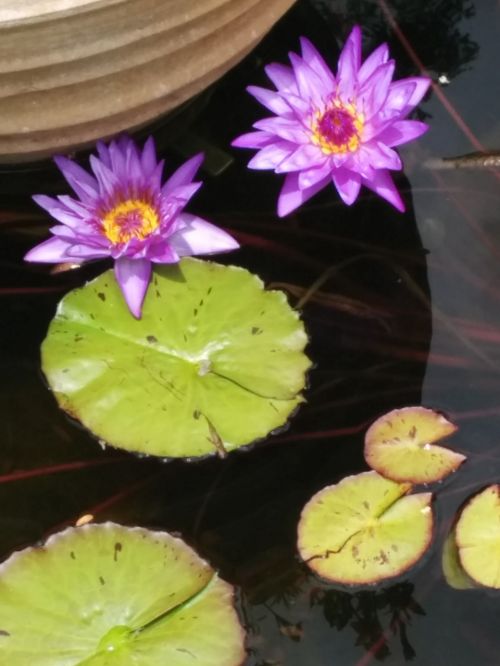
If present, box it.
[25,136,239,317]
[233,26,431,215]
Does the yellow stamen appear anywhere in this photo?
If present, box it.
[311,99,364,155]
[101,199,160,244]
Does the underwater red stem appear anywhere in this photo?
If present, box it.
[229,229,325,270]
[0,457,126,484]
[46,471,163,536]
[0,286,66,295]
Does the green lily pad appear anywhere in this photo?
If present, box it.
[456,485,500,589]
[41,258,310,458]
[0,522,245,665]
[297,471,433,586]
[364,406,465,484]
[441,528,475,590]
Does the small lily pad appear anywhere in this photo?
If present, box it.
[297,471,433,586]
[456,485,500,589]
[42,258,310,458]
[441,528,475,590]
[0,522,245,665]
[364,406,464,484]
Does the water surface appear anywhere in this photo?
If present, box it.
[1,1,499,664]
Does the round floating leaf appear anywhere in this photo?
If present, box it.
[297,471,433,585]
[0,522,245,665]
[364,406,465,484]
[441,528,475,590]
[456,485,500,589]
[42,258,310,458]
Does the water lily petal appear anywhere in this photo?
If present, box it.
[123,139,143,189]
[32,195,84,228]
[265,63,298,94]
[110,238,152,261]
[253,117,309,144]
[107,139,129,182]
[358,43,389,83]
[148,243,180,263]
[170,214,239,257]
[377,120,429,147]
[53,228,108,248]
[53,156,99,203]
[141,135,158,178]
[359,60,395,118]
[348,149,375,180]
[162,153,204,196]
[282,92,311,117]
[338,25,362,75]
[149,159,166,194]
[89,155,121,201]
[24,237,72,263]
[164,181,202,205]
[337,25,362,99]
[277,172,330,217]
[289,52,329,107]
[114,257,152,319]
[363,170,405,212]
[402,77,432,112]
[299,37,336,89]
[49,224,79,239]
[275,143,325,173]
[361,142,402,171]
[231,131,274,149]
[248,142,294,170]
[332,168,362,205]
[96,141,111,168]
[65,244,111,260]
[298,160,331,189]
[331,152,349,169]
[57,195,94,219]
[383,80,418,117]
[247,86,292,116]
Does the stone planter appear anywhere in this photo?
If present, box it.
[0,0,295,162]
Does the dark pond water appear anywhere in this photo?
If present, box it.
[1,0,500,664]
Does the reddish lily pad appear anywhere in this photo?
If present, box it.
[0,522,245,665]
[297,471,433,586]
[364,406,465,484]
[456,485,500,589]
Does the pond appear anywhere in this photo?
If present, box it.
[1,0,499,664]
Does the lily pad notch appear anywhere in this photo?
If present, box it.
[0,522,245,665]
[41,258,311,459]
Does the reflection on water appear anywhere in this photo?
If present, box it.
[1,0,500,665]
[241,551,425,665]
[312,0,479,79]
[313,583,425,661]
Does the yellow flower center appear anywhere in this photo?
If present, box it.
[101,199,160,244]
[311,100,364,155]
